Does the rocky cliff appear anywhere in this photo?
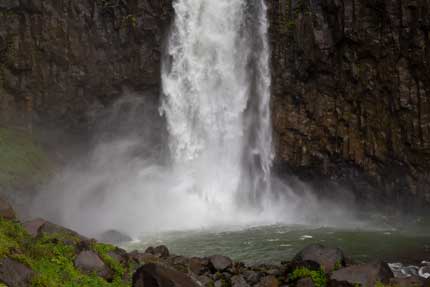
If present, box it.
[0,0,171,132]
[268,0,430,207]
[1,0,429,208]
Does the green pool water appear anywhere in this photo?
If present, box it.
[125,224,430,265]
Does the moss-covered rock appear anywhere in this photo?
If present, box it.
[0,217,133,287]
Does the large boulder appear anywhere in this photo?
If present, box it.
[0,197,16,220]
[0,258,34,287]
[74,250,112,280]
[293,244,346,273]
[132,263,199,287]
[189,257,209,275]
[209,255,233,272]
[329,261,394,286]
[23,218,47,237]
[144,245,170,258]
[97,230,132,245]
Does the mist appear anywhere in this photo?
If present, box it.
[30,0,372,240]
[29,92,371,240]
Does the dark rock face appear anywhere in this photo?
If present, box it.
[0,0,172,132]
[329,261,394,286]
[268,0,430,207]
[293,244,346,273]
[1,0,429,208]
[0,258,34,287]
[132,263,199,287]
[22,218,47,237]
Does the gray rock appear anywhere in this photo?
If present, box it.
[132,263,199,287]
[214,280,223,287]
[23,218,47,237]
[0,258,34,287]
[74,250,112,280]
[330,261,394,287]
[243,270,261,285]
[97,230,132,245]
[209,255,233,271]
[231,275,250,287]
[38,221,87,241]
[154,245,170,258]
[293,244,345,273]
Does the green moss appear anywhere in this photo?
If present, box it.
[122,15,137,28]
[0,217,28,257]
[0,218,130,287]
[92,242,126,282]
[290,267,328,287]
[0,128,52,187]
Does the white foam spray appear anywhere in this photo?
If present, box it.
[161,0,273,214]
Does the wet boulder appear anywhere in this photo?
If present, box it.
[231,275,250,287]
[23,218,47,237]
[144,245,170,258]
[189,257,209,275]
[329,261,393,286]
[154,245,170,258]
[0,258,34,287]
[209,255,233,271]
[0,197,16,220]
[132,263,199,287]
[97,229,132,245]
[293,244,345,273]
[74,250,112,280]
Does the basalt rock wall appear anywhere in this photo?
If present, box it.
[268,0,430,207]
[1,0,429,208]
[0,0,172,133]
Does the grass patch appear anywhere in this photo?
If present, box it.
[0,127,52,187]
[290,267,328,287]
[0,218,131,287]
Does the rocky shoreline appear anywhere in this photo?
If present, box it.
[0,198,429,287]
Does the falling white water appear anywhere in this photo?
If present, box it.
[161,0,273,211]
[34,0,328,237]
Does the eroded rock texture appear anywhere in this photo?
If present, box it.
[268,0,430,206]
[0,0,172,131]
[1,0,429,208]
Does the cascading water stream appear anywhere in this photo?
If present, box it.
[161,0,273,211]
[33,0,290,236]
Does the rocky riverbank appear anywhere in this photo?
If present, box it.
[0,197,429,287]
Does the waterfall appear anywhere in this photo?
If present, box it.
[33,0,279,236]
[161,0,273,209]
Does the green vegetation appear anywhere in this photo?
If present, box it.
[290,267,328,287]
[0,127,52,187]
[0,218,131,287]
